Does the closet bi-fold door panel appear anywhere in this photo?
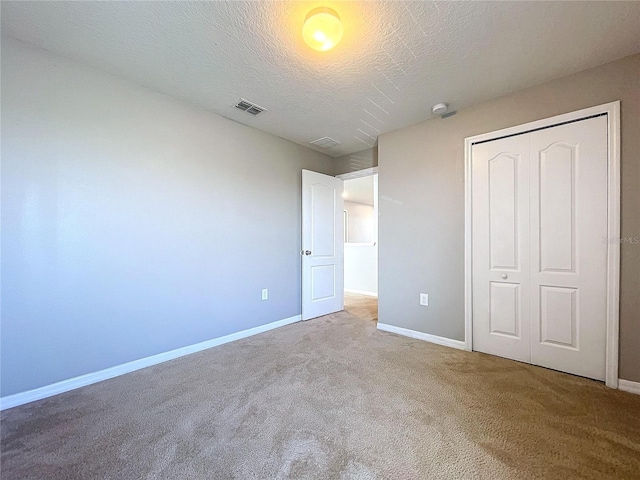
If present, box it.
[472,135,531,363]
[529,116,608,381]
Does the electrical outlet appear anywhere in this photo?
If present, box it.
[262,288,268,301]
[420,293,429,306]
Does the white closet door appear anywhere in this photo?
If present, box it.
[472,136,531,363]
[472,115,608,381]
[529,116,608,380]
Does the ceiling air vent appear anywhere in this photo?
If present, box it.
[235,99,266,116]
[310,137,341,148]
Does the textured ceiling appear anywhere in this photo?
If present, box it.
[2,1,639,157]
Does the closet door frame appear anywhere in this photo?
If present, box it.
[464,101,620,388]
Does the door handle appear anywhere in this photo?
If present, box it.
[305,250,312,256]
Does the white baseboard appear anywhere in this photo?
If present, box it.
[618,379,640,395]
[345,289,378,297]
[0,314,301,411]
[377,323,466,351]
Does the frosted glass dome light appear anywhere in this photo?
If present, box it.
[303,7,343,52]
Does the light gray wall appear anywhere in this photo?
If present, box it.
[0,39,334,397]
[344,245,378,295]
[378,54,640,382]
[334,147,378,175]
[344,201,374,243]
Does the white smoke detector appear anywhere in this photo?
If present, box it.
[432,103,448,115]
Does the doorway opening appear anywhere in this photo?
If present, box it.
[340,169,378,324]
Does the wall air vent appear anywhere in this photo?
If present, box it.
[310,137,341,148]
[234,99,266,116]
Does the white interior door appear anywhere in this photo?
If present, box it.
[302,170,344,320]
[471,116,609,381]
[529,116,608,380]
[472,135,531,363]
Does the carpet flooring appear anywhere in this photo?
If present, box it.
[2,294,640,479]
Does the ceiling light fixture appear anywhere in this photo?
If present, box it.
[303,7,343,52]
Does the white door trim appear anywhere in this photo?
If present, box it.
[464,101,620,388]
[336,166,378,180]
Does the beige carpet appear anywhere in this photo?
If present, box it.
[2,294,639,479]
[344,292,378,324]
